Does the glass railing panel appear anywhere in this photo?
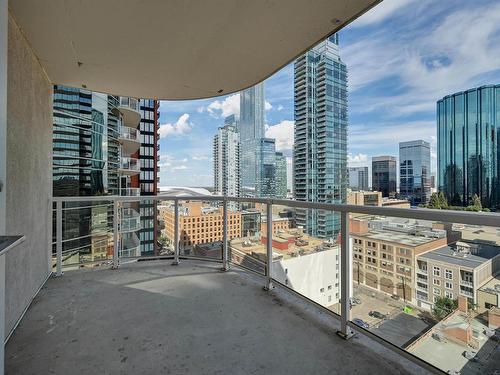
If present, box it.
[227,201,268,276]
[267,204,341,313]
[348,213,500,374]
[52,200,115,270]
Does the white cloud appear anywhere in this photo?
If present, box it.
[265,120,294,151]
[172,165,188,171]
[265,101,272,111]
[348,153,369,167]
[196,106,205,113]
[207,94,240,118]
[343,0,500,117]
[277,105,284,111]
[192,156,209,161]
[351,0,415,28]
[158,114,193,138]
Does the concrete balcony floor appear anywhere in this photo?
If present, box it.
[6,260,428,375]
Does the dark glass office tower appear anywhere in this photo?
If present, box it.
[372,156,397,198]
[399,140,431,205]
[294,34,348,239]
[52,86,119,261]
[437,85,500,209]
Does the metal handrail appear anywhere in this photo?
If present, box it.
[51,195,500,228]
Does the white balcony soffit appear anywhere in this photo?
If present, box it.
[9,0,380,100]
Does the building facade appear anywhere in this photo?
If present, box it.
[437,85,500,209]
[348,166,369,191]
[213,121,241,201]
[52,86,119,262]
[256,138,277,198]
[372,156,397,198]
[416,241,500,310]
[275,152,288,199]
[162,201,241,253]
[239,82,265,195]
[399,140,431,206]
[138,99,160,255]
[293,34,348,239]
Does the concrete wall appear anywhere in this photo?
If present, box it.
[5,13,52,338]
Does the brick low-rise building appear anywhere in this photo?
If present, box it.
[162,201,241,254]
[350,219,447,305]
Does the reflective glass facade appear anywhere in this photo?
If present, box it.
[437,85,500,209]
[275,152,287,198]
[293,34,348,238]
[348,167,369,191]
[372,156,397,198]
[238,83,265,195]
[52,86,120,257]
[399,140,431,205]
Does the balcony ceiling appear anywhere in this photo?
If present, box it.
[9,0,380,100]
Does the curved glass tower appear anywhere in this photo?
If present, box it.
[437,85,500,209]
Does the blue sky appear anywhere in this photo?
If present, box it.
[158,0,500,188]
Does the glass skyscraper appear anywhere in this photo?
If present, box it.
[293,34,348,239]
[256,138,277,198]
[213,119,241,204]
[437,85,500,209]
[275,152,287,198]
[372,156,397,198]
[348,167,369,191]
[399,140,431,205]
[52,86,120,260]
[239,82,265,194]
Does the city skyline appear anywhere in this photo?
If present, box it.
[157,0,500,188]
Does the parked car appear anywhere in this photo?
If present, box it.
[368,311,386,319]
[390,294,400,301]
[350,297,361,305]
[352,318,370,329]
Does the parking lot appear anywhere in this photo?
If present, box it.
[349,285,435,347]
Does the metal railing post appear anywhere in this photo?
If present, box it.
[112,199,119,269]
[172,198,180,265]
[338,210,354,339]
[55,200,63,277]
[221,198,230,271]
[264,202,274,290]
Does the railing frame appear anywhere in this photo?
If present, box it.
[51,194,500,375]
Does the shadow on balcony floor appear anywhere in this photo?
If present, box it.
[6,260,428,375]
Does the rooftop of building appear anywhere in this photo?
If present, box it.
[479,274,500,294]
[418,241,500,269]
[6,260,426,375]
[351,228,442,248]
[455,224,500,246]
[159,186,212,196]
[230,228,335,260]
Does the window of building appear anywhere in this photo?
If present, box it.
[445,291,453,299]
[445,269,453,280]
[445,281,452,289]
[320,288,324,293]
[433,287,441,295]
[433,266,440,277]
[433,279,440,286]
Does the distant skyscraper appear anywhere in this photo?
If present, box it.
[372,156,397,198]
[213,120,241,202]
[256,138,276,198]
[399,140,431,205]
[293,34,348,238]
[275,152,287,198]
[437,85,500,209]
[348,167,369,191]
[239,82,265,195]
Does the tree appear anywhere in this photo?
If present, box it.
[427,192,449,209]
[432,297,458,320]
[158,235,168,249]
